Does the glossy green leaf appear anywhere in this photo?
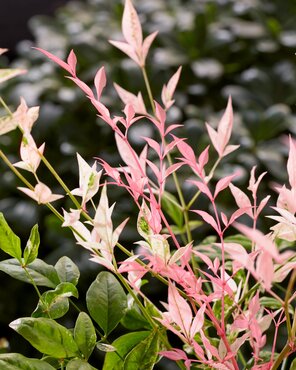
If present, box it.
[86,271,127,335]
[74,312,96,360]
[103,331,150,370]
[32,282,78,319]
[0,213,22,262]
[260,297,294,314]
[23,225,40,265]
[0,353,55,370]
[121,303,151,330]
[9,317,79,358]
[55,256,80,286]
[0,259,60,288]
[66,359,97,370]
[123,329,159,370]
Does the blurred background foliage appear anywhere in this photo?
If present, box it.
[0,0,296,367]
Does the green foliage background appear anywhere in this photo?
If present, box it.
[0,0,296,367]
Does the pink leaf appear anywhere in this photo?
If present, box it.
[256,251,274,290]
[214,173,237,199]
[190,304,205,338]
[165,163,183,179]
[94,66,106,100]
[198,145,210,170]
[67,49,77,76]
[34,47,73,75]
[160,349,188,361]
[115,133,139,170]
[161,66,182,109]
[190,180,213,200]
[154,101,166,137]
[67,76,94,98]
[287,136,296,189]
[143,137,161,157]
[192,210,219,233]
[229,183,252,217]
[122,0,143,50]
[221,212,228,227]
[176,137,196,163]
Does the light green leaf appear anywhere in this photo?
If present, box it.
[66,359,97,370]
[23,225,40,265]
[123,329,159,370]
[86,271,127,336]
[0,68,26,84]
[260,297,294,314]
[32,283,78,319]
[290,358,296,370]
[0,259,60,288]
[74,312,96,360]
[0,353,55,370]
[103,331,150,370]
[55,256,80,286]
[0,115,18,136]
[0,213,22,262]
[9,317,79,358]
[162,192,183,228]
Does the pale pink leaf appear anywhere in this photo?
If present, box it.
[114,83,147,114]
[0,48,8,55]
[256,251,274,290]
[143,137,161,157]
[94,66,106,100]
[234,222,280,261]
[141,31,158,64]
[287,136,296,189]
[198,145,210,170]
[164,124,183,136]
[217,96,233,153]
[221,212,228,227]
[168,283,192,337]
[115,133,139,170]
[122,0,143,50]
[205,123,220,155]
[190,304,205,338]
[256,195,270,216]
[165,163,183,178]
[228,207,249,225]
[162,66,182,109]
[109,40,140,65]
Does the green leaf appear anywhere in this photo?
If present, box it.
[66,359,97,370]
[161,192,183,228]
[55,256,80,286]
[23,225,40,265]
[290,358,296,370]
[260,297,294,314]
[0,353,55,370]
[86,271,127,336]
[103,331,150,370]
[9,317,79,358]
[123,329,160,370]
[32,282,78,319]
[121,302,151,330]
[0,213,22,262]
[74,312,97,360]
[0,259,60,288]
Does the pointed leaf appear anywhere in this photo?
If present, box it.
[34,48,73,75]
[94,67,106,100]
[123,330,159,370]
[86,271,127,335]
[0,258,60,288]
[0,69,26,84]
[287,136,296,189]
[9,317,79,358]
[23,224,40,265]
[0,213,22,262]
[55,256,80,286]
[0,353,55,370]
[122,0,143,49]
[103,331,150,370]
[66,359,96,370]
[74,312,97,360]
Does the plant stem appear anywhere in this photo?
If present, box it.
[141,67,155,114]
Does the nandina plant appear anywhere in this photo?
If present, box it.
[0,1,295,369]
